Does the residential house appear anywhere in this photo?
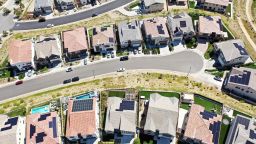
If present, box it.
[167,13,195,43]
[62,27,88,61]
[198,16,226,40]
[223,67,256,102]
[214,39,250,67]
[8,39,33,71]
[175,0,187,5]
[34,36,62,68]
[105,97,137,143]
[65,98,97,143]
[118,20,143,48]
[198,0,229,13]
[75,0,91,6]
[143,93,179,143]
[225,115,256,144]
[56,0,74,10]
[34,0,54,15]
[142,17,169,46]
[0,115,26,144]
[142,0,165,13]
[183,104,222,144]
[26,112,60,144]
[91,25,116,53]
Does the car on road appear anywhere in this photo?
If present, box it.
[117,68,125,72]
[38,17,46,22]
[15,80,23,85]
[63,79,71,84]
[120,56,129,61]
[47,24,54,28]
[72,76,79,82]
[84,58,88,65]
[111,51,115,58]
[66,67,72,72]
[92,13,98,17]
[214,76,222,82]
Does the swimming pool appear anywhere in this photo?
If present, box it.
[31,105,50,114]
[75,91,96,100]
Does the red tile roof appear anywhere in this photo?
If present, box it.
[184,104,222,144]
[62,27,88,53]
[8,39,32,65]
[65,98,96,137]
[26,112,59,144]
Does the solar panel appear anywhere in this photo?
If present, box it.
[72,99,93,112]
[52,117,57,138]
[210,121,221,144]
[119,100,135,111]
[200,110,216,120]
[38,113,51,121]
[229,71,251,85]
[0,117,18,131]
[249,130,256,139]
[35,132,47,143]
[30,124,36,138]
[180,21,187,28]
[157,25,165,35]
[49,121,52,128]
[233,43,248,55]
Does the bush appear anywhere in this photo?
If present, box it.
[3,8,11,16]
[18,73,25,80]
[169,45,174,52]
[143,49,150,55]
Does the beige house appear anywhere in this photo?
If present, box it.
[142,0,165,13]
[198,16,226,40]
[91,25,116,53]
[142,17,169,46]
[223,67,256,103]
[198,0,229,13]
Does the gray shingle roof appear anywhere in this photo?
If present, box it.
[144,93,179,136]
[118,20,142,43]
[215,39,249,62]
[34,0,53,9]
[144,0,165,7]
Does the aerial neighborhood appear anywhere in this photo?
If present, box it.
[0,0,256,143]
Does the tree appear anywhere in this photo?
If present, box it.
[2,31,8,37]
[133,137,141,144]
[2,8,11,16]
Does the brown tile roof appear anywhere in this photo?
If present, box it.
[199,16,224,35]
[26,112,59,144]
[62,27,88,53]
[8,39,32,65]
[65,98,96,137]
[143,17,169,38]
[92,25,115,47]
[184,104,222,144]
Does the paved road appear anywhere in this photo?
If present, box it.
[0,51,203,101]
[0,13,15,33]
[12,0,132,30]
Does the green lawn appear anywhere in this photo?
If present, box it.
[188,1,196,9]
[205,69,224,77]
[108,90,125,98]
[7,106,26,117]
[242,62,256,69]
[204,43,214,60]
[219,115,231,144]
[233,110,251,118]
[180,103,190,110]
[194,95,222,114]
[88,28,93,37]
[0,69,10,78]
[139,91,180,99]
[226,4,232,16]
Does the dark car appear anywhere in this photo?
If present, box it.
[92,13,98,17]
[214,76,222,82]
[63,79,71,84]
[72,76,80,82]
[15,80,23,85]
[38,17,46,22]
[120,56,129,61]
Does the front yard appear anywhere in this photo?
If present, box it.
[194,94,223,114]
[219,115,231,144]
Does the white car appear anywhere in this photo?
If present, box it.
[47,24,54,28]
[117,68,125,72]
[66,67,72,72]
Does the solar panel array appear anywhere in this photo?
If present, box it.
[0,117,18,131]
[72,99,93,112]
[249,130,256,139]
[180,21,187,28]
[157,25,165,35]
[229,70,251,85]
[52,117,57,138]
[30,124,36,138]
[200,110,217,120]
[38,113,51,121]
[35,132,47,143]
[209,121,221,144]
[233,43,248,55]
[119,100,135,111]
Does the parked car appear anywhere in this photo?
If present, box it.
[92,13,98,17]
[63,79,71,84]
[38,17,46,22]
[72,76,79,82]
[111,51,115,58]
[66,67,72,72]
[120,56,129,61]
[15,80,23,85]
[47,24,54,28]
[214,76,222,82]
[117,68,125,72]
[84,58,88,65]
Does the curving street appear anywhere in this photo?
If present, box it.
[12,0,133,30]
[0,51,204,101]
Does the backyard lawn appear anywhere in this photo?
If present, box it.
[108,90,126,98]
[194,95,222,114]
[242,62,256,69]
[180,103,190,110]
[219,115,231,144]
[205,69,225,77]
[139,91,180,99]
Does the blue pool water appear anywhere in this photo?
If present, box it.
[31,105,50,114]
[75,91,96,100]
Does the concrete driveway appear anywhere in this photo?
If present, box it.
[0,50,204,101]
[0,13,15,33]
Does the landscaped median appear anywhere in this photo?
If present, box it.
[0,72,255,117]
